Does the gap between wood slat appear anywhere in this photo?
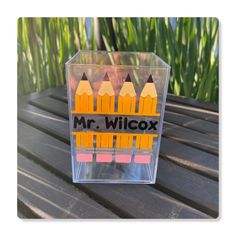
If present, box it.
[162,133,218,156]
[50,94,67,103]
[18,116,70,145]
[29,99,68,119]
[164,111,218,137]
[165,103,218,124]
[159,154,218,181]
[166,94,218,112]
[17,199,41,219]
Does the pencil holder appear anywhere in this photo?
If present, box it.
[66,51,170,184]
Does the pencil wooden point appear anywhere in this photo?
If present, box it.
[125,74,131,82]
[104,73,109,81]
[81,72,88,81]
[147,74,153,83]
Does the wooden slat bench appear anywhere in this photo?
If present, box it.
[17,86,219,219]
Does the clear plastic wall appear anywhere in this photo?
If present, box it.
[66,51,170,183]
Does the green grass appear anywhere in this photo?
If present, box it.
[17,17,219,103]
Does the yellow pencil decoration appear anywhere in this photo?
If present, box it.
[137,75,158,149]
[96,73,115,148]
[73,73,159,152]
[75,73,94,113]
[75,73,94,148]
[117,74,136,148]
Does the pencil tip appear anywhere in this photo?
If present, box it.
[81,73,88,81]
[125,74,131,82]
[104,73,109,81]
[147,74,153,83]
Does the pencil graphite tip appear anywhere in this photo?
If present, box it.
[125,74,131,82]
[81,73,88,81]
[104,73,110,81]
[147,74,153,83]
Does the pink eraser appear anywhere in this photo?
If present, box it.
[76,153,93,162]
[116,154,131,163]
[96,154,112,162]
[134,155,150,164]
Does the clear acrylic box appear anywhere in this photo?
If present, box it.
[66,51,170,184]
